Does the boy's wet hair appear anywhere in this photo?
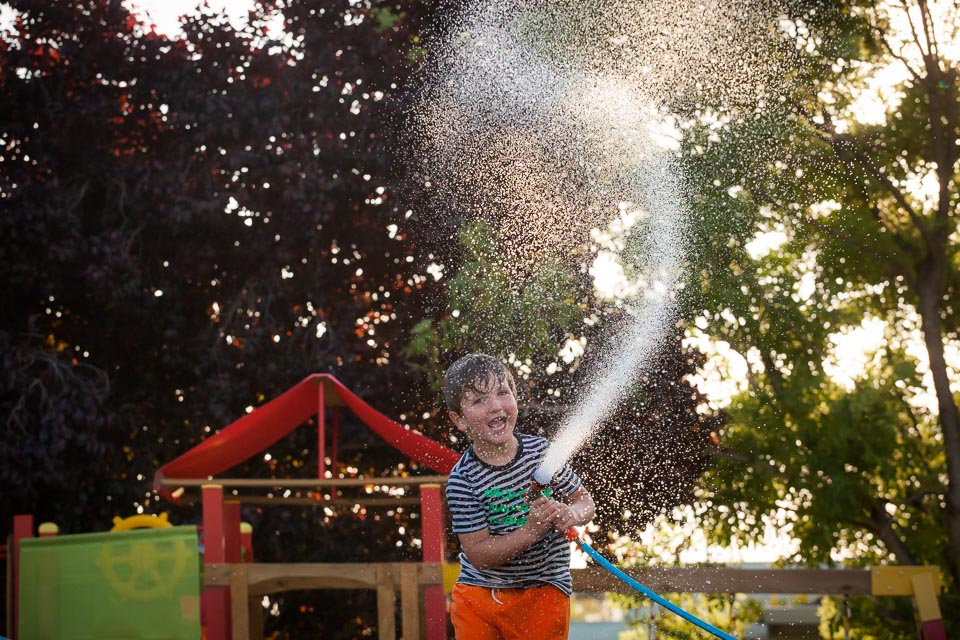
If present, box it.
[444,354,517,414]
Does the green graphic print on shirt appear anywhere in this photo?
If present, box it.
[483,487,553,527]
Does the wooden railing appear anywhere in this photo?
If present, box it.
[205,562,444,640]
[208,562,942,640]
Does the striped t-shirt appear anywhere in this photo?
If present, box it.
[446,433,582,596]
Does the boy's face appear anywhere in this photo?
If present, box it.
[449,374,518,449]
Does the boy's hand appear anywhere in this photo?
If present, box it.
[551,503,578,533]
[525,496,562,536]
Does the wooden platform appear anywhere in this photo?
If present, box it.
[206,562,884,640]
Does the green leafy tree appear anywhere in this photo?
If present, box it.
[678,0,959,633]
[818,593,914,640]
[402,221,588,390]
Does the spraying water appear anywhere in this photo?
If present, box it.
[414,0,784,483]
[534,151,684,484]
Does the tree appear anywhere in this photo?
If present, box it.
[679,0,959,632]
[1,0,447,635]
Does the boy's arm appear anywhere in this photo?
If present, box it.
[552,486,595,532]
[458,497,563,570]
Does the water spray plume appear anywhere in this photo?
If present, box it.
[414,0,782,479]
[416,2,784,636]
[536,152,683,483]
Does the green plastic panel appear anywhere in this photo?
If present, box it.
[19,526,201,640]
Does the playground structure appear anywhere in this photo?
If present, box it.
[152,374,459,640]
[3,373,949,639]
[8,511,947,639]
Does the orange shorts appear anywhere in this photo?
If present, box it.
[450,583,570,640]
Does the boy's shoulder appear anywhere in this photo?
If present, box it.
[518,432,548,453]
[520,431,547,444]
[449,445,487,479]
[448,449,473,476]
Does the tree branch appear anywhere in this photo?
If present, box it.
[750,182,912,283]
[900,0,930,62]
[864,501,916,565]
[903,489,945,510]
[873,21,923,84]
[798,107,933,253]
[915,0,941,66]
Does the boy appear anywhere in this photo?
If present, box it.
[444,353,596,640]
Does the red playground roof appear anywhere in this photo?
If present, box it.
[153,373,460,502]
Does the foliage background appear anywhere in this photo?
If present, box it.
[2,0,958,637]
[0,0,717,636]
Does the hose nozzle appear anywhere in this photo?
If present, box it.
[528,478,580,542]
[528,479,550,503]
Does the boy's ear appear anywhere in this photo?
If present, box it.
[449,410,466,432]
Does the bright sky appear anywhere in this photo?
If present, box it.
[125,0,253,36]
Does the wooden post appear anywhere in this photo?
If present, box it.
[230,565,251,640]
[203,485,226,562]
[420,484,446,640]
[400,564,421,640]
[247,594,264,640]
[224,502,241,563]
[376,565,397,640]
[240,522,254,563]
[332,407,340,475]
[317,381,327,479]
[202,485,230,640]
[13,514,34,640]
[911,572,945,640]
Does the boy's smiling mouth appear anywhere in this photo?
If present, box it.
[488,415,509,433]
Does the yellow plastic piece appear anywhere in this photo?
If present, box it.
[110,512,173,532]
[240,522,253,534]
[911,572,943,622]
[38,522,59,535]
[97,533,193,601]
[443,562,461,594]
[870,566,941,596]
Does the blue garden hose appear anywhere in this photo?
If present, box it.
[529,479,736,639]
[574,536,738,640]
